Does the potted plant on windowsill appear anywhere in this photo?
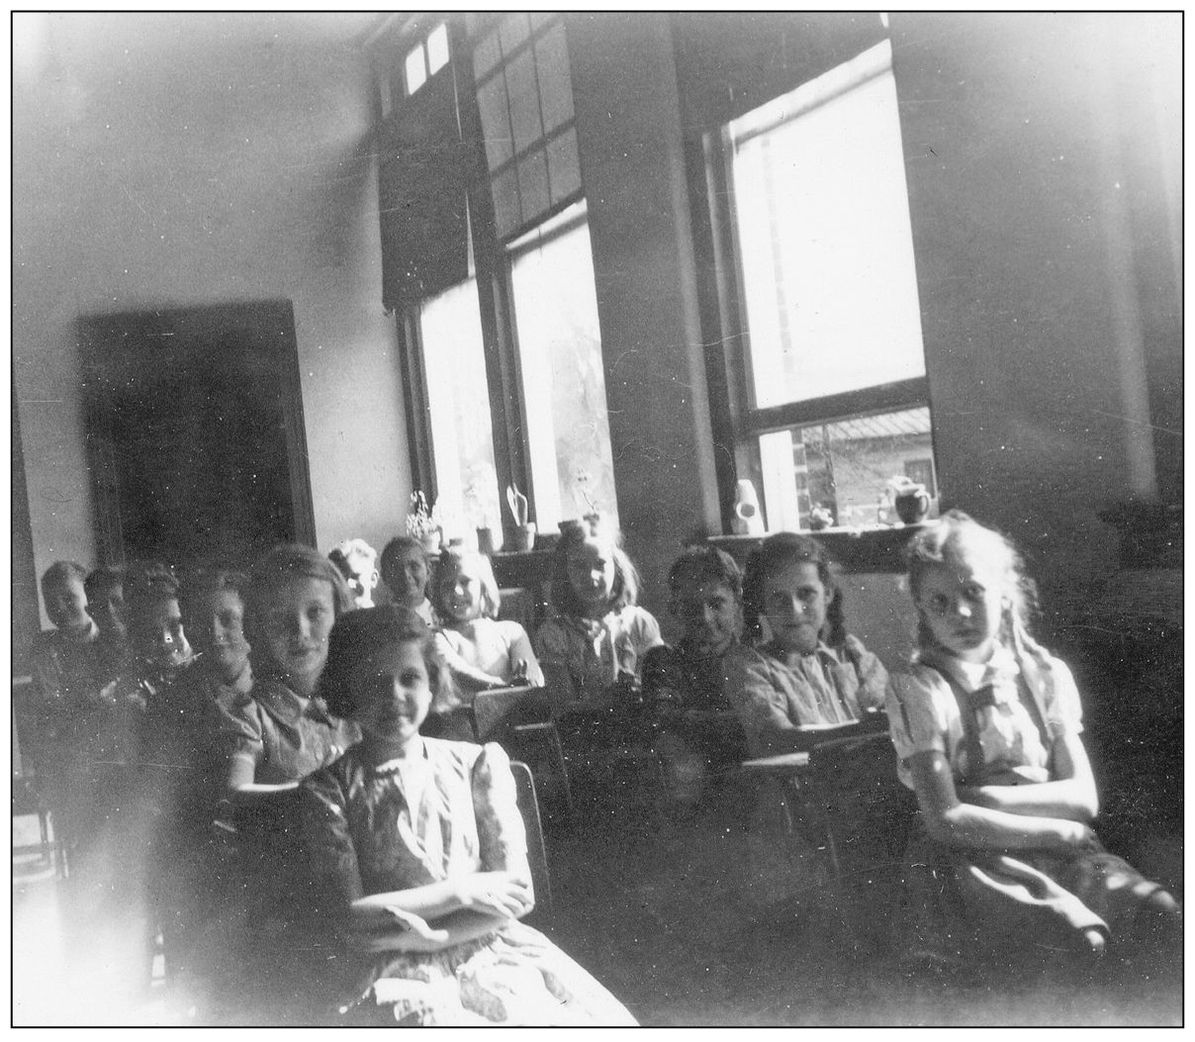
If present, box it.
[405,491,442,555]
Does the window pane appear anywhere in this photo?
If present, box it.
[427,24,449,75]
[498,12,531,55]
[404,45,427,95]
[504,48,544,154]
[758,406,937,531]
[477,72,514,172]
[419,280,502,536]
[516,149,550,225]
[729,41,926,408]
[473,30,501,81]
[510,206,619,529]
[546,128,581,204]
[535,23,574,134]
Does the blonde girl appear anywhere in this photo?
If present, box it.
[431,548,544,695]
[887,510,1180,969]
[533,519,662,710]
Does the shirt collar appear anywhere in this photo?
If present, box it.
[921,643,1020,693]
[60,619,99,645]
[253,676,330,725]
[770,639,838,669]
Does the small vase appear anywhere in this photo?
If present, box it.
[731,479,765,536]
[476,526,502,555]
[894,486,931,525]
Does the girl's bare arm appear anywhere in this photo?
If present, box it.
[909,748,1099,854]
[955,731,1099,822]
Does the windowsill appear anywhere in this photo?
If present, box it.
[710,522,935,573]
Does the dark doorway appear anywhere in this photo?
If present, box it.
[80,301,315,570]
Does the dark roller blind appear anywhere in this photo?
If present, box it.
[378,65,472,309]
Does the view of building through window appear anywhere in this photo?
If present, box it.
[727,39,936,531]
[759,407,937,532]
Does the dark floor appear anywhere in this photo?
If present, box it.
[538,778,1183,1027]
[13,773,1183,1027]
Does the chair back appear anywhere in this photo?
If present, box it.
[472,685,552,742]
[805,730,901,804]
[509,759,552,918]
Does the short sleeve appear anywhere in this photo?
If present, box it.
[298,766,365,919]
[885,668,951,764]
[723,649,799,752]
[630,608,664,660]
[495,619,530,651]
[210,694,264,785]
[471,742,529,875]
[1040,655,1084,738]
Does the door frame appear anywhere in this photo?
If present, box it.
[78,299,316,564]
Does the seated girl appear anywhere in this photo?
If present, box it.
[725,533,888,757]
[432,548,544,695]
[297,605,637,1025]
[533,518,662,712]
[887,510,1181,970]
[642,545,750,803]
[380,536,436,625]
[213,544,360,802]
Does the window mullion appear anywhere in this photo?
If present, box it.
[693,128,763,531]
[452,19,534,546]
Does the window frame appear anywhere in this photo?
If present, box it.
[384,15,597,547]
[692,38,936,534]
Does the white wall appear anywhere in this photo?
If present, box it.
[13,12,411,619]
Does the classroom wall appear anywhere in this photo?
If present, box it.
[567,12,722,622]
[567,11,1179,643]
[12,12,411,626]
[12,13,1178,645]
[890,12,1180,629]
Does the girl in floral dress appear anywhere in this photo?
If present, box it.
[298,605,637,1025]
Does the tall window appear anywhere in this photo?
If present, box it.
[374,15,620,544]
[509,203,618,528]
[722,39,937,531]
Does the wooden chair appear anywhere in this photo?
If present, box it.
[509,759,552,922]
[11,679,69,880]
[12,771,69,880]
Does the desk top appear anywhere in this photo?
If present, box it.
[740,751,811,772]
